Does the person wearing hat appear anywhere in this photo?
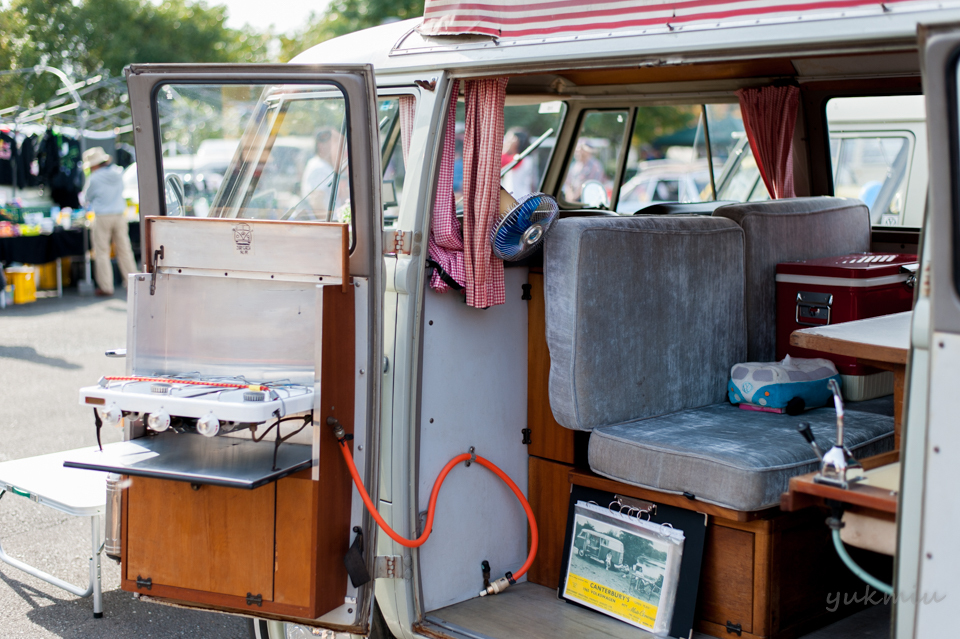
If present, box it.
[81,146,138,296]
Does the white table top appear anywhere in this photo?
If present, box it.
[0,447,107,516]
[791,311,911,365]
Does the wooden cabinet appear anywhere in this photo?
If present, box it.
[527,271,576,465]
[120,284,358,621]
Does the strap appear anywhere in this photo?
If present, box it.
[425,257,464,291]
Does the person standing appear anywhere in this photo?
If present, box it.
[82,147,137,296]
[299,127,350,221]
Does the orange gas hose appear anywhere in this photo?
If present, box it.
[336,439,539,582]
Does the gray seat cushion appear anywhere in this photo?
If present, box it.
[588,403,894,511]
[545,215,746,431]
[713,197,870,362]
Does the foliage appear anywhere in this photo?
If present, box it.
[278,0,424,61]
[617,530,667,566]
[0,0,269,112]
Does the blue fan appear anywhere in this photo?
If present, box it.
[490,189,559,261]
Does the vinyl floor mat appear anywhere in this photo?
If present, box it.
[423,582,891,639]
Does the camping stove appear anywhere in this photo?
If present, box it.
[80,375,314,432]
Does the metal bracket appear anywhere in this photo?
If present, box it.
[614,495,657,517]
[521,283,532,301]
[521,428,532,445]
[725,621,742,636]
[466,446,476,467]
[246,592,263,607]
[795,291,832,327]
[383,230,413,255]
[149,245,164,296]
[136,575,152,590]
[374,555,411,580]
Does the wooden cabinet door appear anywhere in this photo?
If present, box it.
[125,477,275,600]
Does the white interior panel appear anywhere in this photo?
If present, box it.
[418,267,529,612]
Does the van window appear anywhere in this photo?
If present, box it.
[560,110,629,207]
[452,99,566,209]
[617,104,745,212]
[378,97,409,229]
[826,95,926,227]
[157,83,353,226]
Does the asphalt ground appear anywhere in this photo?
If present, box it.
[0,290,251,638]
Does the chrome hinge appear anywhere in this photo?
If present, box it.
[374,554,412,579]
[383,230,415,255]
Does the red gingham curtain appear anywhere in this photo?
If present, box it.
[399,95,416,162]
[428,80,466,293]
[736,85,800,200]
[427,78,508,308]
[461,77,509,308]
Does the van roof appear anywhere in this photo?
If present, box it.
[294,5,960,79]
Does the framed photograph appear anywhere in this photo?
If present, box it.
[560,501,685,635]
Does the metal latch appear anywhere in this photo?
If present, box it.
[725,621,742,636]
[375,555,412,580]
[521,428,532,445]
[246,593,263,607]
[795,291,832,327]
[136,575,152,590]
[149,245,164,296]
[384,230,413,255]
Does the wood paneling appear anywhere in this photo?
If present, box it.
[569,468,770,523]
[698,524,755,634]
[527,456,573,589]
[313,283,355,616]
[527,272,576,464]
[557,59,797,87]
[275,472,315,607]
[125,477,275,599]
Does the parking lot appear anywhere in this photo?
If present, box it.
[0,291,250,638]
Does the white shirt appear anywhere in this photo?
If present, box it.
[301,155,335,199]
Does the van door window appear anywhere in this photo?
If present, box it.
[560,110,629,208]
[157,83,353,229]
[825,95,926,227]
[378,97,412,229]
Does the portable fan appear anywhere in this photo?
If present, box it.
[490,188,560,261]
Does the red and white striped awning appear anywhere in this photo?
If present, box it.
[420,0,926,39]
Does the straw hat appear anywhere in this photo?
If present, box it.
[82,147,112,170]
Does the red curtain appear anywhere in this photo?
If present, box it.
[427,78,509,308]
[461,77,509,308]
[427,80,466,293]
[736,85,800,200]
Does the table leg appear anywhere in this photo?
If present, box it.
[90,515,103,618]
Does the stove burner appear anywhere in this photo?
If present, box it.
[244,391,265,402]
[151,383,173,394]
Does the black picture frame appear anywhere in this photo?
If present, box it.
[558,484,707,639]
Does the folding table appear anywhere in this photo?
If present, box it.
[0,447,106,617]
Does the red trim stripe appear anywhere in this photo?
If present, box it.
[421,0,919,36]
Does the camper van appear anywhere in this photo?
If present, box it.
[12,2,960,639]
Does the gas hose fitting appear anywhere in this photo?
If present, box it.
[327,416,346,441]
[479,576,512,597]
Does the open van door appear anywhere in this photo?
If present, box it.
[99,64,383,633]
[905,24,960,638]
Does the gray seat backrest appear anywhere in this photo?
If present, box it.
[713,197,870,362]
[544,215,746,431]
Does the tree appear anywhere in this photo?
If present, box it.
[0,0,269,112]
[279,0,424,61]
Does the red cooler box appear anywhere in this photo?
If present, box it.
[776,253,916,401]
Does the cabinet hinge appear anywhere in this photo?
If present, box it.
[725,621,742,636]
[136,575,152,590]
[521,428,532,445]
[375,554,412,580]
[384,230,415,255]
[246,592,263,607]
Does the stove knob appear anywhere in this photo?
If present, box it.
[197,413,220,438]
[147,411,171,432]
[99,404,123,428]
